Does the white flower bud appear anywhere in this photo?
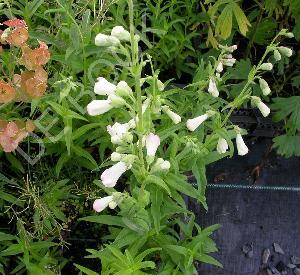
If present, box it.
[94,77,116,96]
[100,161,128,187]
[152,158,170,172]
[111,152,122,162]
[111,26,130,41]
[251,96,270,117]
[162,106,181,124]
[216,62,223,73]
[259,63,273,71]
[145,133,160,157]
[108,94,126,107]
[222,58,236,67]
[228,45,237,52]
[273,50,281,61]
[259,78,271,96]
[107,36,121,46]
[95,34,110,46]
[208,78,219,97]
[142,98,151,114]
[236,133,249,156]
[219,44,237,52]
[108,201,118,209]
[93,196,114,212]
[217,138,229,154]
[116,81,132,97]
[127,119,136,129]
[278,46,293,57]
[157,80,165,91]
[285,32,294,38]
[186,113,209,132]
[87,100,113,116]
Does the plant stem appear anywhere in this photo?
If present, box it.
[128,0,146,175]
[244,3,263,59]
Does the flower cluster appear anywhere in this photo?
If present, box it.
[88,26,294,213]
[0,120,35,152]
[0,18,50,102]
[88,26,174,213]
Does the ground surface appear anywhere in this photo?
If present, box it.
[191,138,300,275]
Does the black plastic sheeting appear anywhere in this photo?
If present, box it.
[188,138,300,275]
[193,188,300,275]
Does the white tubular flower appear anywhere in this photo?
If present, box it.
[93,196,114,212]
[222,58,236,67]
[111,26,130,41]
[259,63,273,71]
[278,46,293,57]
[236,133,249,156]
[217,138,229,154]
[145,133,160,157]
[259,78,271,96]
[116,81,132,97]
[107,122,131,144]
[273,50,281,61]
[252,96,270,117]
[216,62,223,73]
[87,100,113,116]
[94,77,116,96]
[157,80,165,91]
[208,78,219,97]
[101,161,128,187]
[187,113,209,132]
[162,106,181,124]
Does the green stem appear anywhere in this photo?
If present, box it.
[244,4,263,59]
[128,0,146,177]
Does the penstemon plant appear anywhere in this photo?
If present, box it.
[78,1,294,274]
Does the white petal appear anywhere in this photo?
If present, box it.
[186,114,209,131]
[111,26,130,41]
[208,78,219,97]
[217,138,229,154]
[145,133,160,157]
[101,161,128,187]
[87,100,112,116]
[162,106,181,124]
[236,134,249,156]
[257,101,270,117]
[93,196,113,212]
[107,122,130,145]
[94,77,116,96]
[95,33,110,46]
[216,62,223,73]
[259,79,271,96]
[116,81,132,97]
